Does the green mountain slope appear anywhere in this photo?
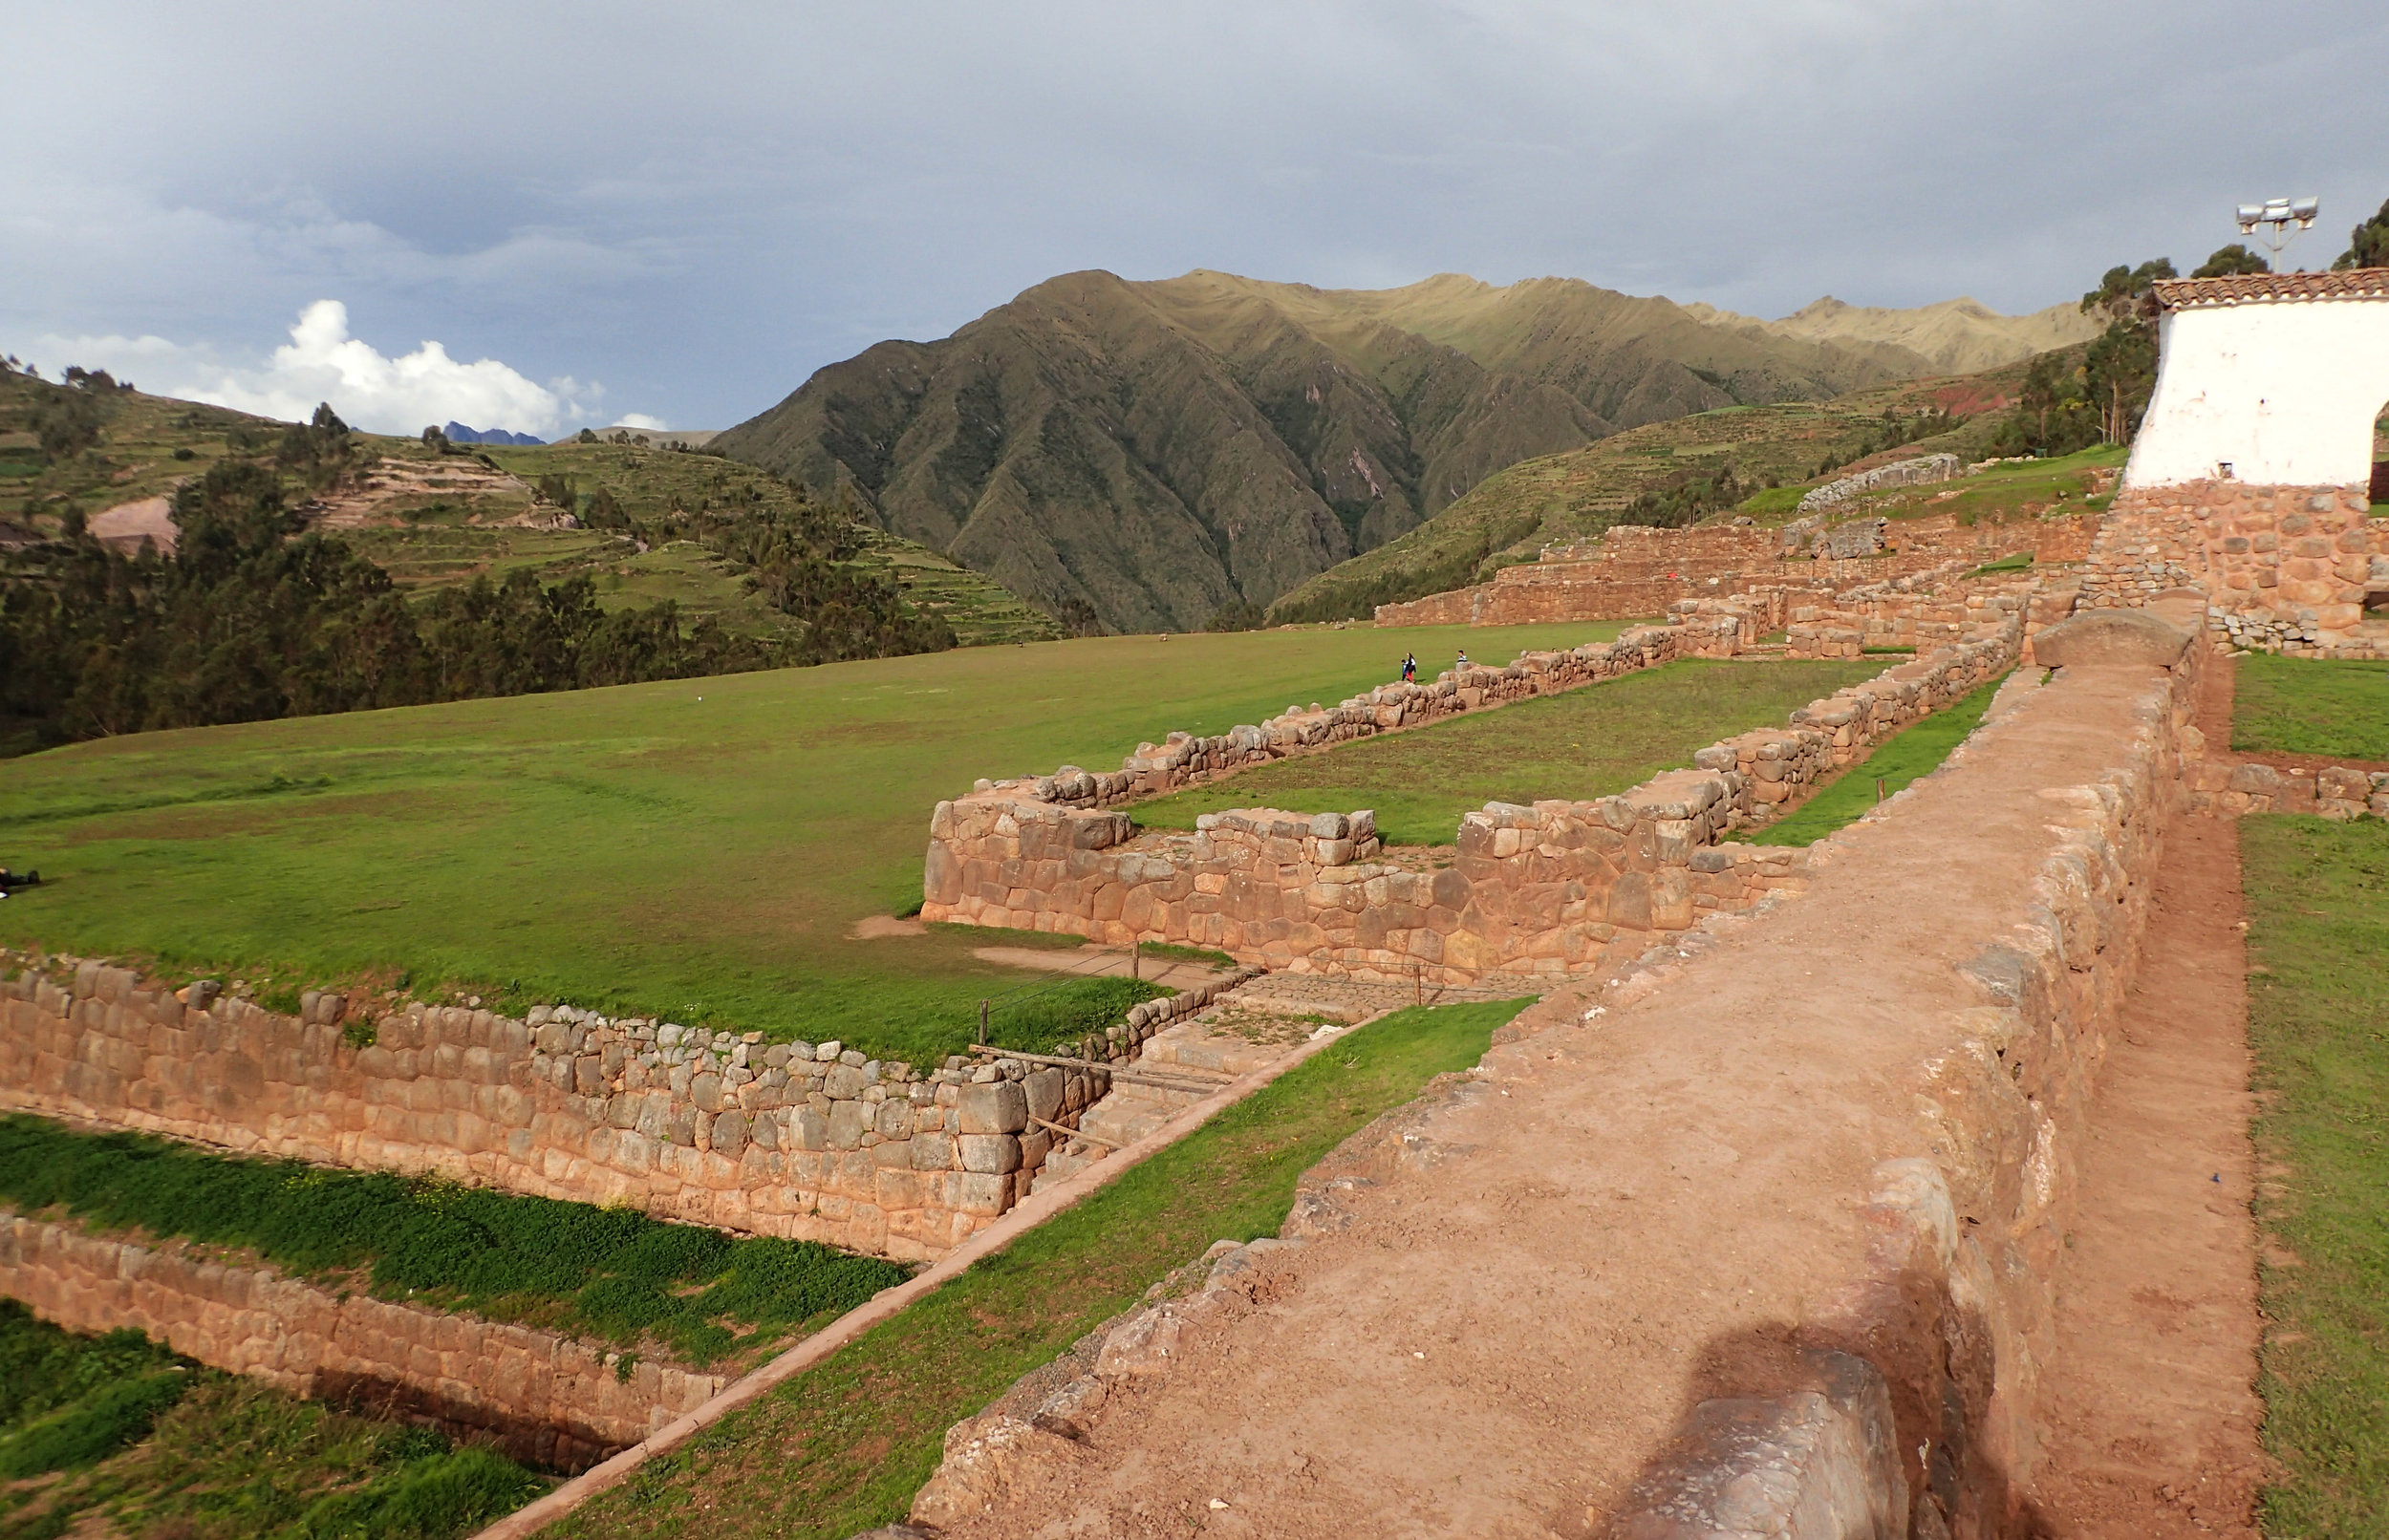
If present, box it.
[712,269,1976,635]
[1264,359,2042,624]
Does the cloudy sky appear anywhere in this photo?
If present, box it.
[9,1,2385,437]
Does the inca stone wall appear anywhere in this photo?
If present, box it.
[1371,510,2087,630]
[2086,480,2388,656]
[0,1212,719,1470]
[1796,452,1961,512]
[962,622,1732,815]
[921,625,2021,981]
[0,969,1118,1261]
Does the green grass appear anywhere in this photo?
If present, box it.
[1129,658,1882,845]
[2243,816,2389,1534]
[1135,941,1238,968]
[1724,670,2010,846]
[0,1115,908,1369]
[0,1302,547,1539]
[1864,443,2122,526]
[2233,653,2389,761]
[550,995,1526,1540]
[1968,551,2034,578]
[0,620,1619,1061]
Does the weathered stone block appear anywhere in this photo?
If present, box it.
[958,1080,1028,1135]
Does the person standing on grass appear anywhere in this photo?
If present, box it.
[1402,652,1416,682]
[1455,649,1470,673]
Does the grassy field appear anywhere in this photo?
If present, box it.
[2242,816,2389,1534]
[1131,658,1881,845]
[0,1115,907,1370]
[0,1300,546,1540]
[549,996,1525,1540]
[0,622,1623,1062]
[1725,670,2011,846]
[2233,653,2389,761]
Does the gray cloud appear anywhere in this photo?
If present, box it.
[10,0,2385,431]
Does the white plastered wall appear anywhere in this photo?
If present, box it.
[2122,297,2389,489]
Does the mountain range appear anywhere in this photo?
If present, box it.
[713,271,2095,633]
[441,421,545,446]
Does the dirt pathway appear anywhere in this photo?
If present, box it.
[931,663,2184,1540]
[2021,774,2265,1535]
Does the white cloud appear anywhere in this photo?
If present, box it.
[28,301,615,437]
[615,413,670,431]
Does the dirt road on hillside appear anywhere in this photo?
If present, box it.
[928,664,2185,1540]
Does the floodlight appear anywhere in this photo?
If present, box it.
[2232,195,2322,268]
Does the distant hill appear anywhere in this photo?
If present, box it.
[441,421,545,445]
[1681,295,2103,375]
[570,425,721,448]
[713,268,2063,633]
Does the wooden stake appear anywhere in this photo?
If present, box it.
[979,998,988,1045]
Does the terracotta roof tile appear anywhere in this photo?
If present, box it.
[2152,267,2389,310]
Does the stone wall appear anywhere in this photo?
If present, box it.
[960,621,1733,815]
[1372,511,2087,631]
[2185,759,2389,818]
[920,625,2022,981]
[2085,480,2388,655]
[0,970,1114,1260]
[1780,569,2032,659]
[1796,452,1961,513]
[0,1212,719,1470]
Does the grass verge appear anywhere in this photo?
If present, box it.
[549,996,1530,1540]
[2243,815,2389,1533]
[1725,670,2009,846]
[0,1116,907,1369]
[0,1300,546,1539]
[2232,653,2389,761]
[1130,658,1882,846]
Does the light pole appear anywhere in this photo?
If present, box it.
[2235,197,2321,270]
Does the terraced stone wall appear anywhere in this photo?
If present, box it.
[922,625,2022,981]
[964,621,1733,815]
[0,1212,719,1470]
[0,973,1111,1261]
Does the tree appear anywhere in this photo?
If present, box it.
[2080,258,2178,322]
[2083,318,2160,444]
[2192,244,2270,278]
[2332,198,2389,270]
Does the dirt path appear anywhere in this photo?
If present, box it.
[2021,765,2265,1535]
[931,663,2183,1540]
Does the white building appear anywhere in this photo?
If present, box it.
[2123,268,2389,490]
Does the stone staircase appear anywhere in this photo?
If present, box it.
[1028,994,1332,1194]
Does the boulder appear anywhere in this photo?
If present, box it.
[2032,609,2193,670]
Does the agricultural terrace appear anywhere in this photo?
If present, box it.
[0,1299,545,1540]
[0,1116,907,1373]
[0,623,1630,1063]
[1132,657,1883,846]
[550,998,1527,1540]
